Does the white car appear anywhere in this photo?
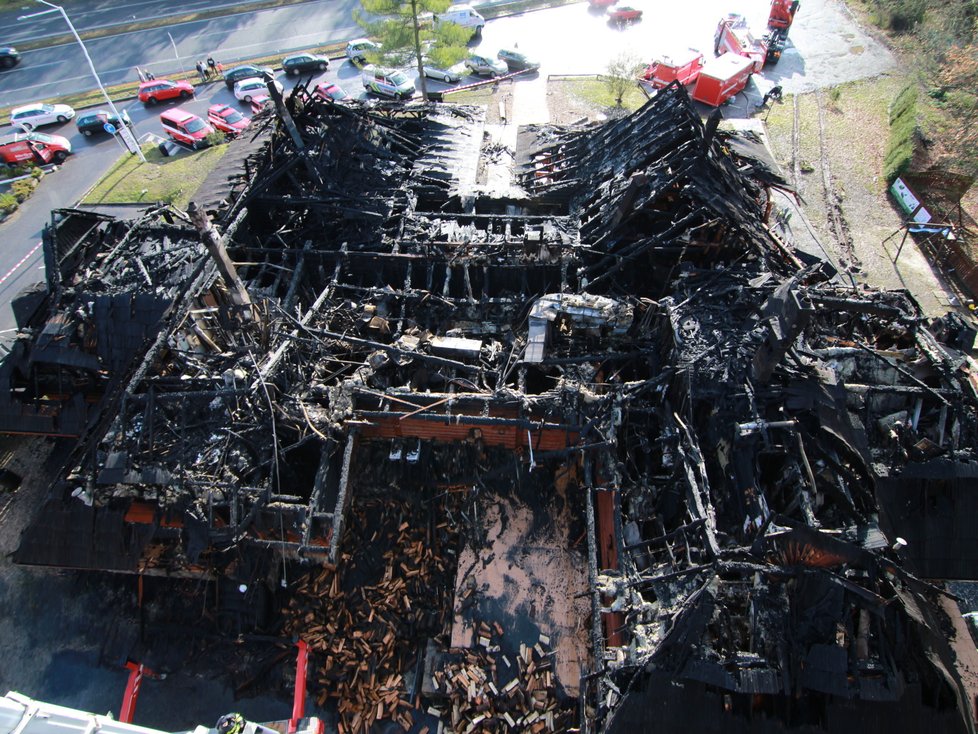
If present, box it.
[361,66,416,100]
[233,77,284,103]
[10,103,75,131]
[346,38,381,66]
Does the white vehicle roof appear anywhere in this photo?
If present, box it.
[11,104,54,115]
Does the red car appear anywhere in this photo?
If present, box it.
[160,108,213,148]
[609,5,643,22]
[249,94,272,115]
[138,79,194,106]
[314,82,352,103]
[207,104,250,135]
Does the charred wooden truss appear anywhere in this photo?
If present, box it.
[5,83,978,733]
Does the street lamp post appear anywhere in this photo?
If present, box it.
[18,0,146,163]
[166,32,185,76]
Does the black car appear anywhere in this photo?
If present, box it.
[496,49,541,72]
[223,65,274,90]
[0,46,20,69]
[282,53,330,75]
[75,109,132,137]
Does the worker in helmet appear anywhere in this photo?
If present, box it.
[216,713,246,734]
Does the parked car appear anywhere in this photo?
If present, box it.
[346,38,381,66]
[314,82,353,102]
[497,48,541,72]
[250,94,272,115]
[75,109,132,137]
[0,131,71,165]
[234,77,284,103]
[207,104,250,135]
[609,5,643,23]
[138,79,194,105]
[0,46,20,69]
[10,103,75,131]
[422,62,464,83]
[223,65,275,90]
[361,66,415,100]
[464,54,507,77]
[160,108,214,149]
[282,53,330,75]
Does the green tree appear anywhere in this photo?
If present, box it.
[355,0,474,101]
[603,52,642,108]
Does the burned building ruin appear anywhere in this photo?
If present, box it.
[4,82,978,733]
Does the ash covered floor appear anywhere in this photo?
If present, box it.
[451,464,590,697]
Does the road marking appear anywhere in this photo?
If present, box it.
[0,241,43,289]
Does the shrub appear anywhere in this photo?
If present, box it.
[205,131,226,148]
[886,0,926,31]
[10,178,37,202]
[884,81,920,182]
[0,192,17,213]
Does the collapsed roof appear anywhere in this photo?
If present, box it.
[5,82,978,733]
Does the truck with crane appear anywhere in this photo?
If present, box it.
[713,0,800,69]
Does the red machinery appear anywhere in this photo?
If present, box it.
[642,49,705,89]
[714,0,799,69]
[691,53,754,107]
[768,0,800,30]
[714,14,768,72]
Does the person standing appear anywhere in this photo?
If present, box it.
[196,60,206,82]
[145,69,155,80]
[206,55,216,75]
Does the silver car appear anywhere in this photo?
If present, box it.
[422,63,464,83]
[464,54,507,77]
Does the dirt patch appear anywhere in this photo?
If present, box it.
[547,78,641,125]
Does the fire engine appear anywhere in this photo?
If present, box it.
[714,0,800,69]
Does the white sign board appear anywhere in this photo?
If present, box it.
[890,177,932,224]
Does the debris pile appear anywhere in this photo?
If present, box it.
[284,496,459,733]
[428,631,575,733]
[5,82,978,733]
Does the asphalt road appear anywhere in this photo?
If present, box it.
[0,0,362,101]
[0,0,304,44]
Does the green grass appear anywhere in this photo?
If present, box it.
[885,80,919,183]
[444,86,494,104]
[481,0,578,18]
[83,142,229,210]
[567,78,648,113]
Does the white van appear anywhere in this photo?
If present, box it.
[361,66,416,100]
[434,4,485,35]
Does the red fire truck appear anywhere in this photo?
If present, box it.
[768,0,800,30]
[642,49,705,89]
[691,53,754,107]
[714,14,768,72]
[715,0,800,69]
